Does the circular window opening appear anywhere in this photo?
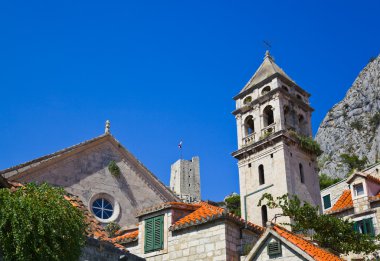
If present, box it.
[89,193,120,223]
[92,198,113,220]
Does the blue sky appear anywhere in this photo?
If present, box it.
[0,1,379,201]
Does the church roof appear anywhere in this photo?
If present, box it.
[0,133,180,202]
[239,51,296,94]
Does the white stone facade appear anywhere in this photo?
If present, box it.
[170,156,201,202]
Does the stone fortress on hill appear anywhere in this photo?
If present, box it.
[3,51,377,260]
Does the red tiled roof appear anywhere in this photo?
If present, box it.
[369,191,380,202]
[328,190,353,214]
[169,201,264,233]
[273,225,342,261]
[112,230,139,244]
[366,175,380,185]
[136,201,200,217]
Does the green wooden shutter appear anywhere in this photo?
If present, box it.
[145,218,154,253]
[353,221,358,232]
[153,215,164,249]
[365,218,375,237]
[323,195,331,209]
[144,215,164,253]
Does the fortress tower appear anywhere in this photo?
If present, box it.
[170,156,201,203]
[232,51,321,226]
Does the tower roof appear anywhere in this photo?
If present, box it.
[239,51,296,94]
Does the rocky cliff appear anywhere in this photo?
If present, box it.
[315,55,380,178]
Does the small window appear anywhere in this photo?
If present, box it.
[248,163,252,168]
[296,94,302,100]
[244,116,255,135]
[299,163,304,184]
[92,198,113,220]
[145,215,164,253]
[263,106,274,127]
[354,218,375,236]
[323,194,331,209]
[354,183,364,197]
[270,153,273,158]
[259,164,265,185]
[261,205,268,227]
[267,240,282,257]
[282,86,289,92]
[262,86,271,95]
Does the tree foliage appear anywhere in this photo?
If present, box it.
[224,194,241,217]
[258,193,380,255]
[340,153,368,175]
[319,173,342,190]
[105,222,121,237]
[288,131,323,156]
[108,160,121,177]
[0,183,86,261]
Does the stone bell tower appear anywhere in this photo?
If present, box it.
[232,51,321,227]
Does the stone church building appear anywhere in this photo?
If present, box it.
[0,130,180,228]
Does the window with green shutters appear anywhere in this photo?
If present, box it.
[144,215,164,253]
[323,194,331,209]
[354,218,375,236]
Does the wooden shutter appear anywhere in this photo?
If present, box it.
[154,215,164,249]
[145,215,164,253]
[364,218,375,236]
[144,218,154,253]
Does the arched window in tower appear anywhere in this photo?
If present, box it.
[283,106,290,126]
[243,96,252,105]
[263,106,274,127]
[258,164,265,185]
[261,205,268,227]
[298,114,307,136]
[261,86,271,95]
[283,86,289,92]
[299,163,304,183]
[244,116,255,136]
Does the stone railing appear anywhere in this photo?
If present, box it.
[261,123,276,138]
[242,132,256,146]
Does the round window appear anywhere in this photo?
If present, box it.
[92,198,114,219]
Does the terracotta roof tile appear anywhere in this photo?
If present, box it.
[169,201,264,234]
[136,201,200,217]
[112,230,139,244]
[366,175,380,185]
[273,225,342,261]
[328,190,353,214]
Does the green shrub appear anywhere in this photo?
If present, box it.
[340,153,368,174]
[108,160,121,177]
[105,222,121,237]
[224,194,241,217]
[370,113,380,128]
[319,173,342,190]
[288,131,322,156]
[350,120,363,131]
[0,183,85,261]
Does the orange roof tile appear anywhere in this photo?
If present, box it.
[169,201,264,233]
[273,225,342,261]
[112,230,139,244]
[136,201,200,217]
[366,175,380,185]
[328,190,353,214]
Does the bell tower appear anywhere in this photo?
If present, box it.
[232,51,321,227]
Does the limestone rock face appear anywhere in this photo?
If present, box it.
[315,55,380,178]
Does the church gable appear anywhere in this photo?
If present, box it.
[0,134,179,227]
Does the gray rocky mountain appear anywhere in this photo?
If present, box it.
[315,55,380,178]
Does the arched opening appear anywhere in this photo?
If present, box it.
[263,106,274,127]
[259,164,265,185]
[282,86,289,92]
[298,114,308,136]
[244,116,255,135]
[283,106,290,125]
[261,205,268,227]
[296,94,303,100]
[261,86,271,95]
[299,163,304,183]
[243,96,252,105]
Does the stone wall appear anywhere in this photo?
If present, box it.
[127,210,260,261]
[170,156,201,202]
[249,235,307,261]
[9,139,169,227]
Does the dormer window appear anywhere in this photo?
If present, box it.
[354,183,364,197]
[261,86,271,95]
